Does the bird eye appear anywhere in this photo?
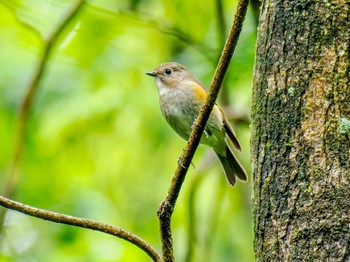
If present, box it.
[164,68,173,75]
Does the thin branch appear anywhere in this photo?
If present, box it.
[250,0,261,27]
[201,178,227,260]
[0,0,42,39]
[121,9,208,55]
[1,0,86,228]
[87,4,216,62]
[118,9,216,62]
[157,0,250,261]
[0,196,162,262]
[185,152,216,262]
[215,0,226,51]
[215,0,231,106]
[184,156,231,262]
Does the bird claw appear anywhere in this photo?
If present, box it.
[178,151,195,169]
[192,117,209,139]
[178,157,186,168]
[191,117,197,129]
[190,161,195,169]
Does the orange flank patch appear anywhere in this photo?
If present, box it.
[192,82,222,116]
[192,82,208,103]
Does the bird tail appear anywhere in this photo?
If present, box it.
[215,146,247,186]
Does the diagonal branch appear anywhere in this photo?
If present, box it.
[0,0,42,39]
[1,0,86,228]
[86,4,216,62]
[0,195,162,262]
[157,0,250,261]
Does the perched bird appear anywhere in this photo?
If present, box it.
[146,62,247,186]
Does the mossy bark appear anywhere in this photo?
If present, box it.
[251,1,350,261]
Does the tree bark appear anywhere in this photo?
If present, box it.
[251,1,350,261]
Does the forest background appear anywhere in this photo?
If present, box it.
[0,0,256,261]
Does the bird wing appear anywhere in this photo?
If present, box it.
[223,117,241,151]
[192,82,209,103]
[192,81,241,151]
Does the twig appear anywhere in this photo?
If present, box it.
[215,0,231,106]
[215,0,226,50]
[184,156,230,262]
[0,195,161,262]
[0,0,42,39]
[201,178,227,260]
[157,0,249,261]
[184,152,215,262]
[0,0,86,229]
[250,0,261,27]
[117,8,216,62]
[87,4,216,62]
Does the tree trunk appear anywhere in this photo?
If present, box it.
[251,1,350,261]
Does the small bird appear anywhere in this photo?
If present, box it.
[146,62,247,186]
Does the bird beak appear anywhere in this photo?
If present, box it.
[146,71,158,77]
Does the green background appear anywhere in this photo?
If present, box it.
[0,0,256,261]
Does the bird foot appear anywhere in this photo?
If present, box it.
[178,151,195,169]
[191,117,197,129]
[191,117,209,138]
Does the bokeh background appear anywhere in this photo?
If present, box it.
[0,0,256,261]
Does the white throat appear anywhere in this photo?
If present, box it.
[156,78,169,96]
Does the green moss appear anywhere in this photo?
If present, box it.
[339,118,350,134]
[288,87,296,97]
[266,141,272,149]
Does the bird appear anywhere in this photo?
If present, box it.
[146,62,247,186]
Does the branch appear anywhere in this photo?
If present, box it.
[250,0,261,27]
[87,4,216,62]
[1,0,86,227]
[215,0,226,49]
[0,195,162,262]
[117,9,217,62]
[215,0,230,106]
[184,152,215,262]
[0,0,42,39]
[157,0,250,261]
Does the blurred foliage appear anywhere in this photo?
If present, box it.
[0,0,256,261]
